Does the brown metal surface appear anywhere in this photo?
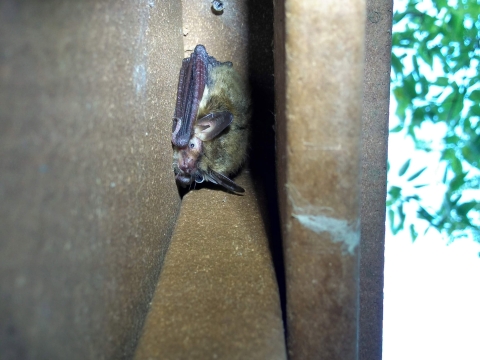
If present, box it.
[275,0,366,358]
[0,1,183,359]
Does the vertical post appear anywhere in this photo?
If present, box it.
[359,1,393,359]
[275,0,366,358]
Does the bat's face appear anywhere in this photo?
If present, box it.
[172,110,233,188]
[173,136,205,187]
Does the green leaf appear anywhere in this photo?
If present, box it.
[388,186,402,200]
[405,195,421,201]
[412,56,420,77]
[418,45,434,67]
[393,11,407,24]
[418,77,430,97]
[442,148,463,175]
[388,0,480,243]
[403,74,417,97]
[412,107,426,128]
[436,77,450,86]
[442,166,448,184]
[395,100,409,122]
[407,167,427,181]
[418,206,435,222]
[390,125,403,133]
[439,90,464,122]
[449,173,467,192]
[388,209,395,233]
[445,134,460,145]
[410,224,418,242]
[468,90,480,102]
[391,55,404,77]
[449,193,462,207]
[398,159,411,176]
[463,117,473,134]
[451,156,463,175]
[434,0,448,10]
[456,201,478,217]
[394,204,406,234]
[449,92,465,121]
[393,87,409,122]
[461,144,479,167]
[469,104,480,116]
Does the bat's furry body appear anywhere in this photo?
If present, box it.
[172,45,250,193]
[196,63,250,174]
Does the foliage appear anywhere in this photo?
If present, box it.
[388,0,480,241]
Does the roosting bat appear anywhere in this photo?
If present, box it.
[172,45,250,194]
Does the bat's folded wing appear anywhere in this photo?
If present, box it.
[206,169,245,194]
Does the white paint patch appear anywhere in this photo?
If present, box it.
[293,214,360,254]
[287,184,360,255]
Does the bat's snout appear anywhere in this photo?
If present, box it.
[175,172,193,187]
[178,151,197,174]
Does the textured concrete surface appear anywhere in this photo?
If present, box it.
[275,0,366,358]
[0,1,183,359]
[359,1,392,359]
[135,173,287,360]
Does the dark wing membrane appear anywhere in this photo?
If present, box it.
[206,169,245,194]
[172,57,191,138]
[173,57,191,122]
[172,45,209,148]
[175,56,188,118]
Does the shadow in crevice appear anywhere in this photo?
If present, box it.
[246,0,287,339]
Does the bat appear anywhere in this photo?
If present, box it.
[172,45,250,194]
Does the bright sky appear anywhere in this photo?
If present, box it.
[383,226,480,360]
[384,1,480,356]
[383,78,480,360]
[384,77,480,359]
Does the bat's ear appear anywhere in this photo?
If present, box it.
[194,111,233,141]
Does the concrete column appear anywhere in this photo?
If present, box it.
[359,1,392,359]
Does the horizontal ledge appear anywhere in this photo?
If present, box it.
[135,172,287,360]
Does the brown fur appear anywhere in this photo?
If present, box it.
[196,63,250,175]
